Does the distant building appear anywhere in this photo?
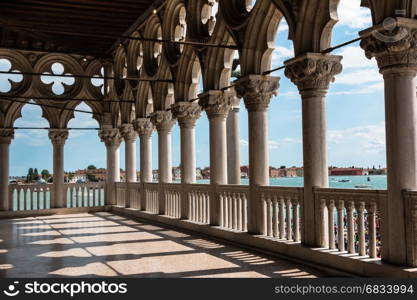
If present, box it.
[241,166,249,178]
[329,167,365,176]
[172,166,181,181]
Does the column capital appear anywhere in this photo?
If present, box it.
[119,123,137,141]
[234,75,279,112]
[284,53,343,96]
[171,102,201,129]
[150,111,176,133]
[98,127,122,147]
[48,129,69,146]
[0,129,14,145]
[360,18,417,74]
[198,90,232,119]
[133,118,154,137]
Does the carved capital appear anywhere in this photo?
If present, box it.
[198,90,232,119]
[48,129,69,146]
[234,75,279,112]
[360,18,417,74]
[171,102,201,129]
[99,128,122,147]
[284,54,343,95]
[133,118,154,137]
[119,123,137,141]
[150,111,176,133]
[0,129,14,145]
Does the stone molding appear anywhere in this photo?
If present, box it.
[119,123,137,141]
[284,53,343,95]
[198,90,232,119]
[171,102,202,129]
[360,18,417,74]
[150,111,176,133]
[48,129,69,146]
[133,118,154,137]
[0,129,14,145]
[98,128,122,147]
[235,75,279,112]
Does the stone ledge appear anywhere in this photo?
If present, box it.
[0,205,112,219]
[111,206,417,278]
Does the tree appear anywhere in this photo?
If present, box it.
[41,169,51,180]
[87,174,98,182]
[87,165,97,170]
[27,168,34,182]
[33,168,39,180]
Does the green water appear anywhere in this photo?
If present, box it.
[196,175,387,190]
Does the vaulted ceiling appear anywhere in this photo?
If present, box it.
[0,0,163,57]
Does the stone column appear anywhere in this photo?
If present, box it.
[361,19,417,266]
[226,91,241,185]
[120,124,137,182]
[172,102,201,184]
[285,54,342,246]
[99,128,122,205]
[0,129,14,211]
[235,75,279,234]
[199,90,232,225]
[133,118,154,211]
[151,111,176,215]
[48,129,69,208]
[172,102,201,220]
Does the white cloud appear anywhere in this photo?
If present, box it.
[337,0,372,29]
[336,46,376,69]
[328,123,386,154]
[240,139,249,147]
[241,138,299,150]
[329,82,383,96]
[269,140,280,150]
[335,68,382,85]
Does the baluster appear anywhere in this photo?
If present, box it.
[219,193,224,227]
[367,203,377,258]
[337,200,345,252]
[195,192,200,222]
[167,192,170,216]
[233,193,238,230]
[279,196,285,239]
[328,200,336,249]
[224,193,229,228]
[93,185,96,207]
[357,202,366,256]
[75,187,79,207]
[242,193,247,232]
[205,192,210,223]
[29,188,34,210]
[261,193,267,235]
[189,192,194,221]
[267,196,273,237]
[23,187,27,211]
[17,188,21,210]
[36,187,40,210]
[347,201,355,254]
[237,193,243,231]
[293,199,300,242]
[286,197,292,241]
[272,196,278,238]
[227,193,232,228]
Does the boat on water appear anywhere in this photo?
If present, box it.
[338,179,351,183]
[355,184,372,189]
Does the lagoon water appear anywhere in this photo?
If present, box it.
[197,175,388,190]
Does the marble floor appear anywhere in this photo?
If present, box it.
[0,212,324,278]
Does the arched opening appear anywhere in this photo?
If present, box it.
[10,102,52,210]
[0,58,23,93]
[327,0,385,189]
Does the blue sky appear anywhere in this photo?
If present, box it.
[1,0,386,176]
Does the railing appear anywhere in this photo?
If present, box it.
[144,183,159,213]
[164,183,182,218]
[9,183,53,211]
[65,182,105,208]
[260,187,303,242]
[314,188,386,258]
[218,185,249,231]
[116,182,141,209]
[185,184,211,224]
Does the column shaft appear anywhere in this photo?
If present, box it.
[227,107,241,184]
[209,116,228,185]
[49,129,69,208]
[0,130,13,211]
[235,75,279,234]
[120,124,137,183]
[285,53,342,245]
[158,130,172,183]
